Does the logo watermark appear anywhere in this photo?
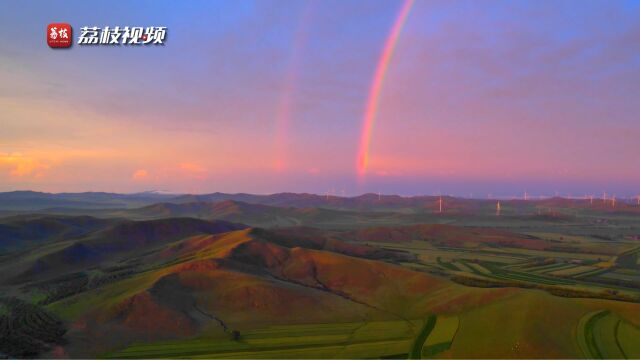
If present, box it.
[47,23,167,48]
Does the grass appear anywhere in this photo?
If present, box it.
[574,268,610,279]
[405,247,522,266]
[577,310,609,359]
[436,257,459,271]
[409,315,436,359]
[548,265,599,277]
[104,319,421,359]
[480,261,576,286]
[576,310,640,359]
[447,290,594,358]
[48,269,162,319]
[592,310,625,358]
[422,316,459,357]
[617,320,640,358]
[6,207,640,359]
[599,270,640,282]
[487,247,607,261]
[529,262,574,273]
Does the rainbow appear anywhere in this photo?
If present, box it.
[274,4,314,171]
[356,0,414,178]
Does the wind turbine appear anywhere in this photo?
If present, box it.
[496,201,501,216]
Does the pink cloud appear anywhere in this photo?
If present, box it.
[179,162,208,180]
[0,153,50,178]
[132,169,149,181]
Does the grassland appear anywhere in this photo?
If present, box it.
[409,315,436,359]
[617,320,640,358]
[421,316,459,357]
[2,195,640,358]
[443,290,636,358]
[104,320,422,359]
[104,315,464,359]
[577,310,640,359]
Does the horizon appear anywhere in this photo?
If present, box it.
[3,188,640,201]
[2,0,640,195]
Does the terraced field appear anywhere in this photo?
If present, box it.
[577,310,640,359]
[546,265,599,277]
[396,233,640,302]
[472,261,576,286]
[599,270,640,282]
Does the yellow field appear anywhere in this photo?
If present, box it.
[577,310,640,359]
[445,290,640,358]
[422,316,459,357]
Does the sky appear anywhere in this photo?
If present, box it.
[1,0,639,197]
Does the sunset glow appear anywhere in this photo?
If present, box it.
[1,1,639,196]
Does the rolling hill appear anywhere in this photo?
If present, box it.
[0,215,119,253]
[41,226,506,358]
[7,190,639,213]
[120,200,409,228]
[1,192,640,358]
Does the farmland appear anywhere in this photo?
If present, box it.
[577,310,640,359]
[105,315,463,359]
[1,193,640,358]
[106,320,421,359]
[364,220,640,302]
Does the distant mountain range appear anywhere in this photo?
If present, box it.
[0,190,448,211]
[0,191,176,210]
[0,191,640,218]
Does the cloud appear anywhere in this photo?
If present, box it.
[0,153,50,178]
[179,162,208,179]
[180,162,206,173]
[132,169,149,181]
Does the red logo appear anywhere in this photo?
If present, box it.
[47,23,72,48]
